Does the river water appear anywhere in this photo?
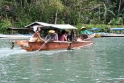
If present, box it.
[0,37,124,83]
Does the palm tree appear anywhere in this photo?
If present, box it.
[102,2,115,24]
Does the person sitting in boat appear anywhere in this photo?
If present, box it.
[65,30,77,41]
[45,30,58,41]
[65,30,71,41]
[29,25,46,42]
[59,30,67,41]
[80,26,91,39]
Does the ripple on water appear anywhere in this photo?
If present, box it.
[1,38,124,83]
[0,48,27,58]
[0,47,71,58]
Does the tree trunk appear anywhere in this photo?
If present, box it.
[118,0,122,13]
[54,10,58,24]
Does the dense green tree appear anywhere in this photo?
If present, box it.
[0,0,124,34]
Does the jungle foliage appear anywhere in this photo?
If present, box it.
[0,0,124,33]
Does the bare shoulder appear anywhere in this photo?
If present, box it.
[33,32,39,37]
[35,32,40,35]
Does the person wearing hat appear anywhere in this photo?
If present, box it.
[80,26,90,39]
[45,30,58,41]
[29,25,46,42]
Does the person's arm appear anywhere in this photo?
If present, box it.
[80,31,82,35]
[64,35,67,41]
[37,33,45,42]
[86,30,91,35]
[54,33,58,41]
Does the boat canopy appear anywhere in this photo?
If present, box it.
[110,28,124,30]
[50,24,77,29]
[25,22,77,30]
[25,22,50,28]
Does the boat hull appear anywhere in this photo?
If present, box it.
[15,40,93,51]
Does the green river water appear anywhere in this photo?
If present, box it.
[0,37,124,83]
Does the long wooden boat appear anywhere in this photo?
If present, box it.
[10,22,94,51]
[11,33,95,51]
[11,40,94,51]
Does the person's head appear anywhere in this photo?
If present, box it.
[81,26,86,30]
[61,30,66,34]
[48,30,55,34]
[66,30,70,34]
[37,26,41,31]
[33,25,41,32]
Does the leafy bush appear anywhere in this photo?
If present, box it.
[13,17,31,28]
[108,17,123,25]
[0,20,12,34]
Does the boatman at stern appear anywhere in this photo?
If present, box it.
[80,26,92,39]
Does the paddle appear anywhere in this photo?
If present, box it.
[10,41,15,49]
[67,42,72,50]
[36,38,51,51]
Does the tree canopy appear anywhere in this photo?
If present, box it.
[0,0,124,33]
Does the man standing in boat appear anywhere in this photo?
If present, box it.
[45,30,58,41]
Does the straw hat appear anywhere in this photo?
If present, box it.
[48,30,55,34]
[81,26,86,29]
